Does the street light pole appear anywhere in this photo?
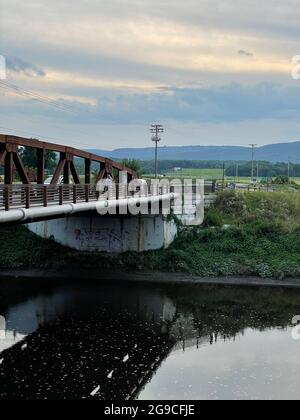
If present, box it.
[150,124,164,178]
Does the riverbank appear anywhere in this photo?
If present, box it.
[2,268,300,289]
[1,191,300,281]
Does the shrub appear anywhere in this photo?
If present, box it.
[214,191,245,216]
[203,210,223,227]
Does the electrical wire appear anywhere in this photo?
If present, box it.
[0,80,82,115]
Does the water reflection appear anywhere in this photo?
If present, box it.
[0,279,300,400]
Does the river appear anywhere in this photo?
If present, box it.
[0,277,300,400]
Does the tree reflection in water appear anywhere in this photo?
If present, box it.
[0,280,299,400]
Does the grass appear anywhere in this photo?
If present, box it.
[165,168,224,180]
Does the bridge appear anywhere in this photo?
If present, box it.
[0,134,186,253]
[0,134,137,212]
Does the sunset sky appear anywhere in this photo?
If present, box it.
[1,0,300,149]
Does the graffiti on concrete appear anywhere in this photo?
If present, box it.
[74,229,130,252]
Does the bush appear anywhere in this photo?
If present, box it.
[203,210,223,227]
[214,191,245,216]
[249,222,282,236]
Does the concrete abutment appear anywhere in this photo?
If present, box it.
[27,213,178,253]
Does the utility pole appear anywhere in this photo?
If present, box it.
[150,124,164,178]
[236,163,239,183]
[288,157,291,183]
[249,144,257,183]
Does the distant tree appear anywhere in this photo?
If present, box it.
[274,176,289,185]
[19,147,57,171]
[121,159,142,178]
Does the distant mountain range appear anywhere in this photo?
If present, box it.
[88,141,300,163]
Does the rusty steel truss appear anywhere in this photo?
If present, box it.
[0,134,136,186]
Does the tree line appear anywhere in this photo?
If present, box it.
[141,160,300,178]
[1,147,299,180]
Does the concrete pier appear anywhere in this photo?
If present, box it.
[28,213,178,253]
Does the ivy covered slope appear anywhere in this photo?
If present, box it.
[118,190,300,279]
[1,190,300,279]
[0,225,73,269]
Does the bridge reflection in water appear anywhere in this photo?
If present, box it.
[0,280,299,400]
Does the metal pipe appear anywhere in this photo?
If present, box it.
[0,193,179,224]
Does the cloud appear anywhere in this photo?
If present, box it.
[6,56,46,78]
[238,50,254,57]
[1,2,294,79]
[1,1,300,148]
[2,82,299,127]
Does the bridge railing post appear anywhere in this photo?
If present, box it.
[59,185,63,205]
[43,186,48,207]
[4,185,10,211]
[25,185,31,209]
[73,185,77,204]
[85,185,89,203]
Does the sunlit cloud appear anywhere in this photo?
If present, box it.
[1,0,300,147]
[3,15,292,77]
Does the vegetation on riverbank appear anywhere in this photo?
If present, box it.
[159,191,300,279]
[1,191,300,279]
[0,225,73,269]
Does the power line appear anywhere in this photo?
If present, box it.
[0,79,79,112]
[0,82,78,115]
[0,81,109,147]
[0,80,81,115]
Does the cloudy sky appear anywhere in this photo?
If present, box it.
[0,0,300,150]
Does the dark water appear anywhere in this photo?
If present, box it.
[0,277,300,400]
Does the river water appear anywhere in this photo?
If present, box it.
[0,277,300,400]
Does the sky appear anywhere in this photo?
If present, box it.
[1,0,300,150]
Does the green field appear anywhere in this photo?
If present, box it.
[144,166,300,185]
[165,168,224,179]
[165,168,254,183]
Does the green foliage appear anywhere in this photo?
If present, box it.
[214,190,245,216]
[121,159,142,177]
[0,226,72,269]
[203,210,223,227]
[210,191,300,233]
[274,176,290,184]
[19,147,57,171]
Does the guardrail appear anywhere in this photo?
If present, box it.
[0,182,205,215]
[0,184,100,211]
[0,184,174,212]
